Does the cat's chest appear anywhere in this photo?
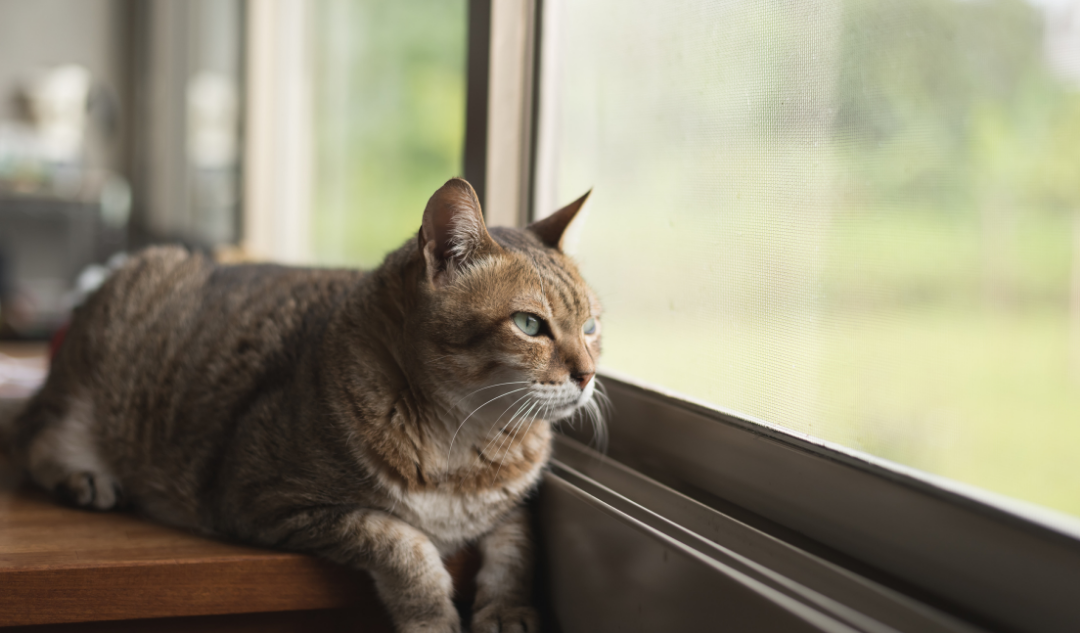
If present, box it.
[390,463,544,551]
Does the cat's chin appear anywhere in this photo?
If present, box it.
[544,394,596,422]
[545,404,580,422]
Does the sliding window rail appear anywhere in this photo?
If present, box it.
[548,373,1080,633]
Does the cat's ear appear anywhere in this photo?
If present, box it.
[526,190,591,251]
[419,178,496,285]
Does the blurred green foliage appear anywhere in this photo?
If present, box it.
[557,0,1080,516]
[836,0,1080,215]
[309,0,465,269]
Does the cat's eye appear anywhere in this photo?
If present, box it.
[513,312,542,336]
[583,317,597,335]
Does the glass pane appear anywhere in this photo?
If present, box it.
[538,0,1080,517]
[309,0,466,268]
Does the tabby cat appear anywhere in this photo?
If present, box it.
[9,178,602,633]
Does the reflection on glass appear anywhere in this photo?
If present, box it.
[309,0,466,268]
[541,0,1080,516]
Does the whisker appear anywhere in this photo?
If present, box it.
[492,400,541,484]
[593,383,614,418]
[486,391,534,437]
[590,379,612,452]
[476,396,534,464]
[443,381,531,414]
[501,399,550,481]
[493,399,538,464]
[444,387,528,474]
[590,400,609,453]
[480,408,527,473]
[498,399,541,460]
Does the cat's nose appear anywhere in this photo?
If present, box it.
[571,371,594,389]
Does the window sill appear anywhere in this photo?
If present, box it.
[0,478,393,629]
[538,372,1080,633]
[0,467,478,630]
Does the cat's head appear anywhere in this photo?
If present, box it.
[415,178,603,430]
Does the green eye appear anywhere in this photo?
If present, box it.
[513,312,541,336]
[583,317,597,335]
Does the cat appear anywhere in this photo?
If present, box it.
[8,178,603,633]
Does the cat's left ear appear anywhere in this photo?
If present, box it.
[419,178,497,286]
[526,190,591,251]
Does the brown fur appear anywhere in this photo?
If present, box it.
[8,178,601,633]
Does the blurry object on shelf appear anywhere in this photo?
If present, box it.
[0,64,123,201]
[0,63,130,340]
[24,65,92,165]
[0,350,47,399]
[0,195,126,339]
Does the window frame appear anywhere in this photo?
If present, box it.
[483,1,1080,631]
[581,374,1080,632]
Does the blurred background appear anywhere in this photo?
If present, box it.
[538,0,1080,518]
[1,0,1080,523]
[0,0,466,340]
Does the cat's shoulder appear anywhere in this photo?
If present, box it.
[104,247,363,301]
[117,244,208,280]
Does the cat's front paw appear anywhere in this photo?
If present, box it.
[471,604,539,633]
[394,601,461,633]
[398,616,461,633]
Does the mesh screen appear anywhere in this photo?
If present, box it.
[537,0,1080,516]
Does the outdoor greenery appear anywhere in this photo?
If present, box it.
[556,0,1080,516]
[309,0,465,269]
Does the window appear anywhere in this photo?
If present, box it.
[527,0,1080,630]
[534,0,1080,519]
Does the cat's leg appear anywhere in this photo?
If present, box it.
[471,507,539,633]
[273,507,460,633]
[21,396,124,511]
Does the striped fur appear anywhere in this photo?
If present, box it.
[10,178,600,633]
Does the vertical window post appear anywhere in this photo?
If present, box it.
[465,0,537,229]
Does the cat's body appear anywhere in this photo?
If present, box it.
[9,179,601,633]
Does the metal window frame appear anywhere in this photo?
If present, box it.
[465,0,538,229]
[470,1,1080,631]
[542,435,984,633]
[572,375,1080,632]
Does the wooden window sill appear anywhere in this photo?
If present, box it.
[0,471,479,631]
[0,479,356,628]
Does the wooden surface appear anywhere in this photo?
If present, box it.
[0,609,394,633]
[0,479,400,629]
[0,343,479,630]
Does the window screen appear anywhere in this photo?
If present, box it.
[535,0,1080,517]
